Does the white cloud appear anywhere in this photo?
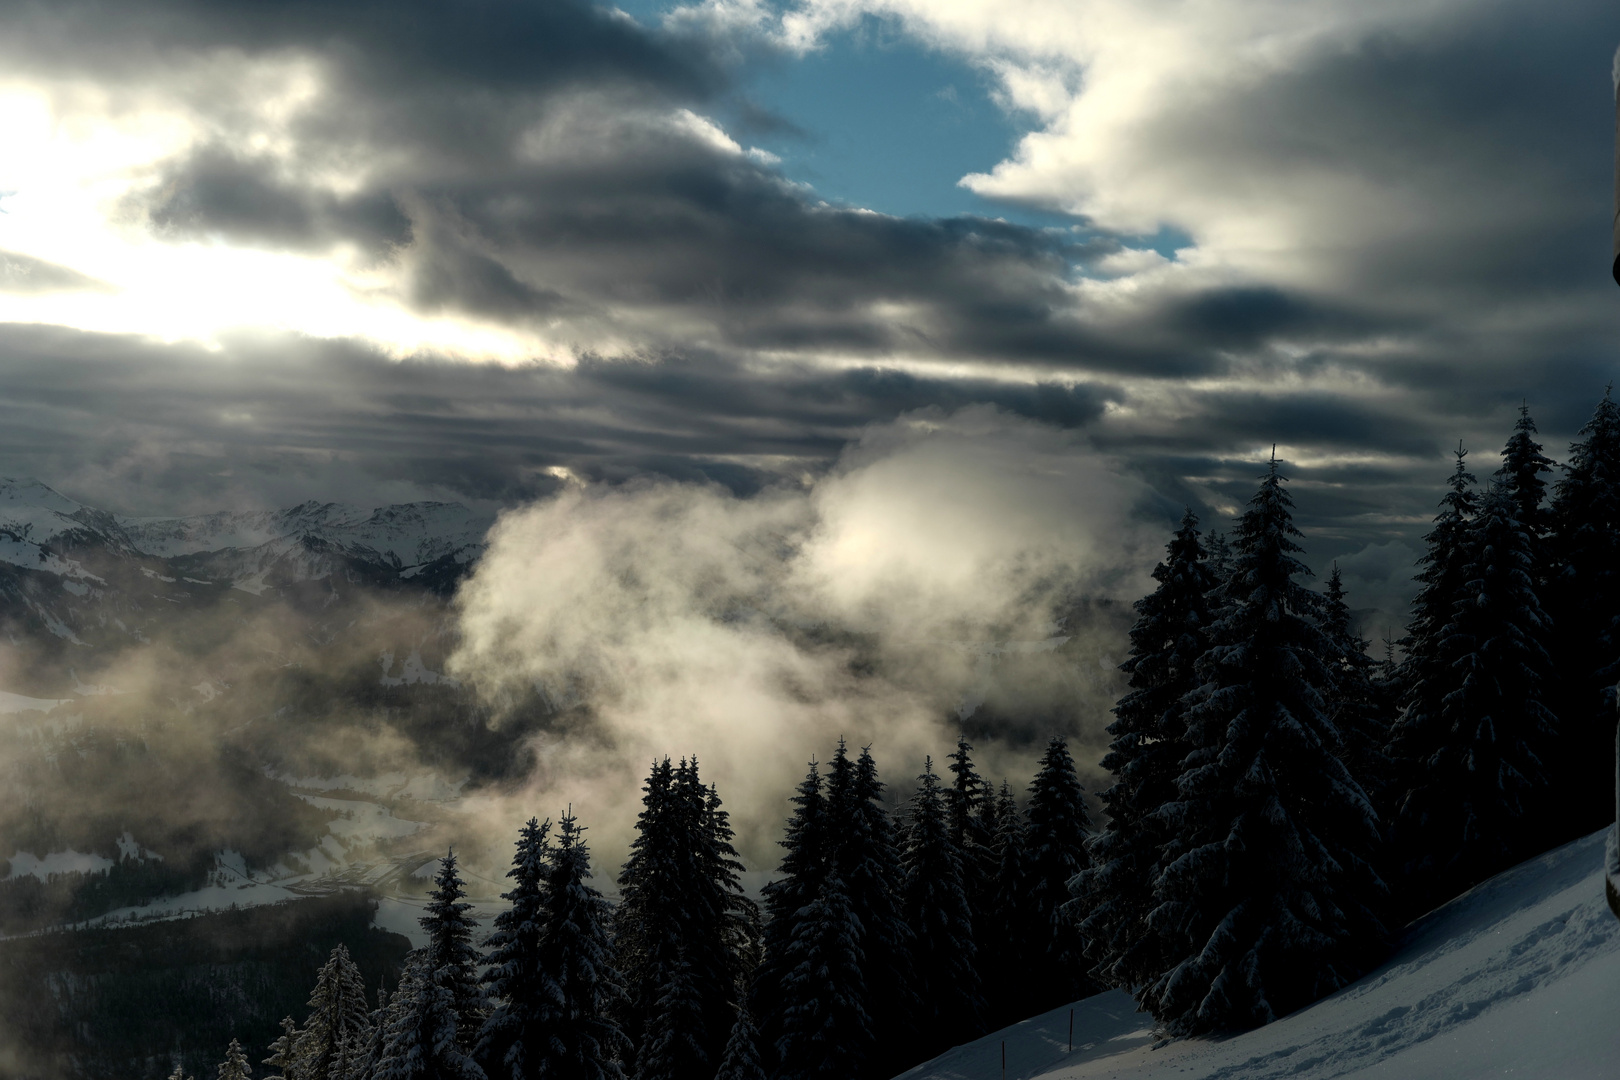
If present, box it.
[448,407,1152,861]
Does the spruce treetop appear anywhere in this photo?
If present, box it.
[1497,403,1555,536]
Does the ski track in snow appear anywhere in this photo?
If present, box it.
[899,829,1619,1080]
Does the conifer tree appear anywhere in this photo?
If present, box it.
[980,781,1034,1026]
[1021,737,1092,1011]
[943,738,995,932]
[900,757,983,1055]
[1496,403,1556,544]
[774,870,871,1080]
[617,758,755,1076]
[752,759,825,1064]
[1548,388,1620,832]
[1147,456,1385,1034]
[168,1066,192,1080]
[836,744,916,1078]
[420,850,486,1046]
[713,1002,766,1080]
[477,818,554,1079]
[635,957,706,1080]
[1321,566,1393,813]
[1074,510,1215,995]
[293,945,372,1080]
[263,1017,301,1080]
[532,810,630,1080]
[217,1039,252,1080]
[343,983,390,1080]
[374,952,486,1080]
[1392,484,1557,908]
[1388,445,1478,833]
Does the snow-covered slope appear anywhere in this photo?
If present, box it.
[899,828,1620,1080]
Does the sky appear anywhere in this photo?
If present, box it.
[0,0,1617,627]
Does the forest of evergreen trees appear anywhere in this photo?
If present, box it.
[166,389,1620,1080]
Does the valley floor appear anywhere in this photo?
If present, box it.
[898,828,1620,1080]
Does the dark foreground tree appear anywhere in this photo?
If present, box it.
[531,811,629,1080]
[616,758,755,1077]
[713,1001,766,1080]
[1075,510,1215,995]
[478,818,554,1080]
[900,758,983,1055]
[773,870,871,1080]
[1547,388,1620,833]
[1147,457,1386,1034]
[1392,484,1557,910]
[1022,738,1091,1013]
[1321,566,1393,814]
[421,851,486,1047]
[1388,445,1478,840]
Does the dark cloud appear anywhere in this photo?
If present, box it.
[0,325,1123,513]
[2,0,720,102]
[145,147,411,254]
[0,0,1614,608]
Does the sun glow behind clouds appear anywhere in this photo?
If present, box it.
[0,78,565,362]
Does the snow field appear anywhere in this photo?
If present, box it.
[898,828,1620,1080]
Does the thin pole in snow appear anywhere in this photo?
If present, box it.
[1068,1009,1074,1053]
[1001,1040,1006,1080]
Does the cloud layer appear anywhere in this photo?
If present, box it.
[0,0,1612,664]
[449,409,1148,861]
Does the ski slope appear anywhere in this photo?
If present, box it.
[898,827,1620,1080]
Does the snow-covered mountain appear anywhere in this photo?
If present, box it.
[0,476,493,655]
[0,472,485,587]
[120,499,488,569]
[898,828,1620,1080]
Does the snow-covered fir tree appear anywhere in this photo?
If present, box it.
[1321,566,1393,814]
[832,742,916,1077]
[263,1016,301,1080]
[616,758,755,1076]
[1147,456,1386,1034]
[1388,444,1478,848]
[342,982,390,1080]
[773,869,871,1080]
[216,1039,252,1080]
[1392,483,1557,907]
[167,1065,192,1080]
[374,952,487,1080]
[1020,737,1091,1012]
[1496,403,1556,546]
[943,737,996,941]
[712,1001,766,1080]
[846,745,915,1047]
[752,758,825,1068]
[476,817,554,1080]
[420,850,486,1048]
[980,780,1034,1027]
[1547,388,1620,832]
[634,957,706,1080]
[528,810,629,1080]
[292,944,372,1080]
[1074,510,1215,995]
[758,740,917,1078]
[900,757,983,1055]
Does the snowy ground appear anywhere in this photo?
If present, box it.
[898,828,1620,1080]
